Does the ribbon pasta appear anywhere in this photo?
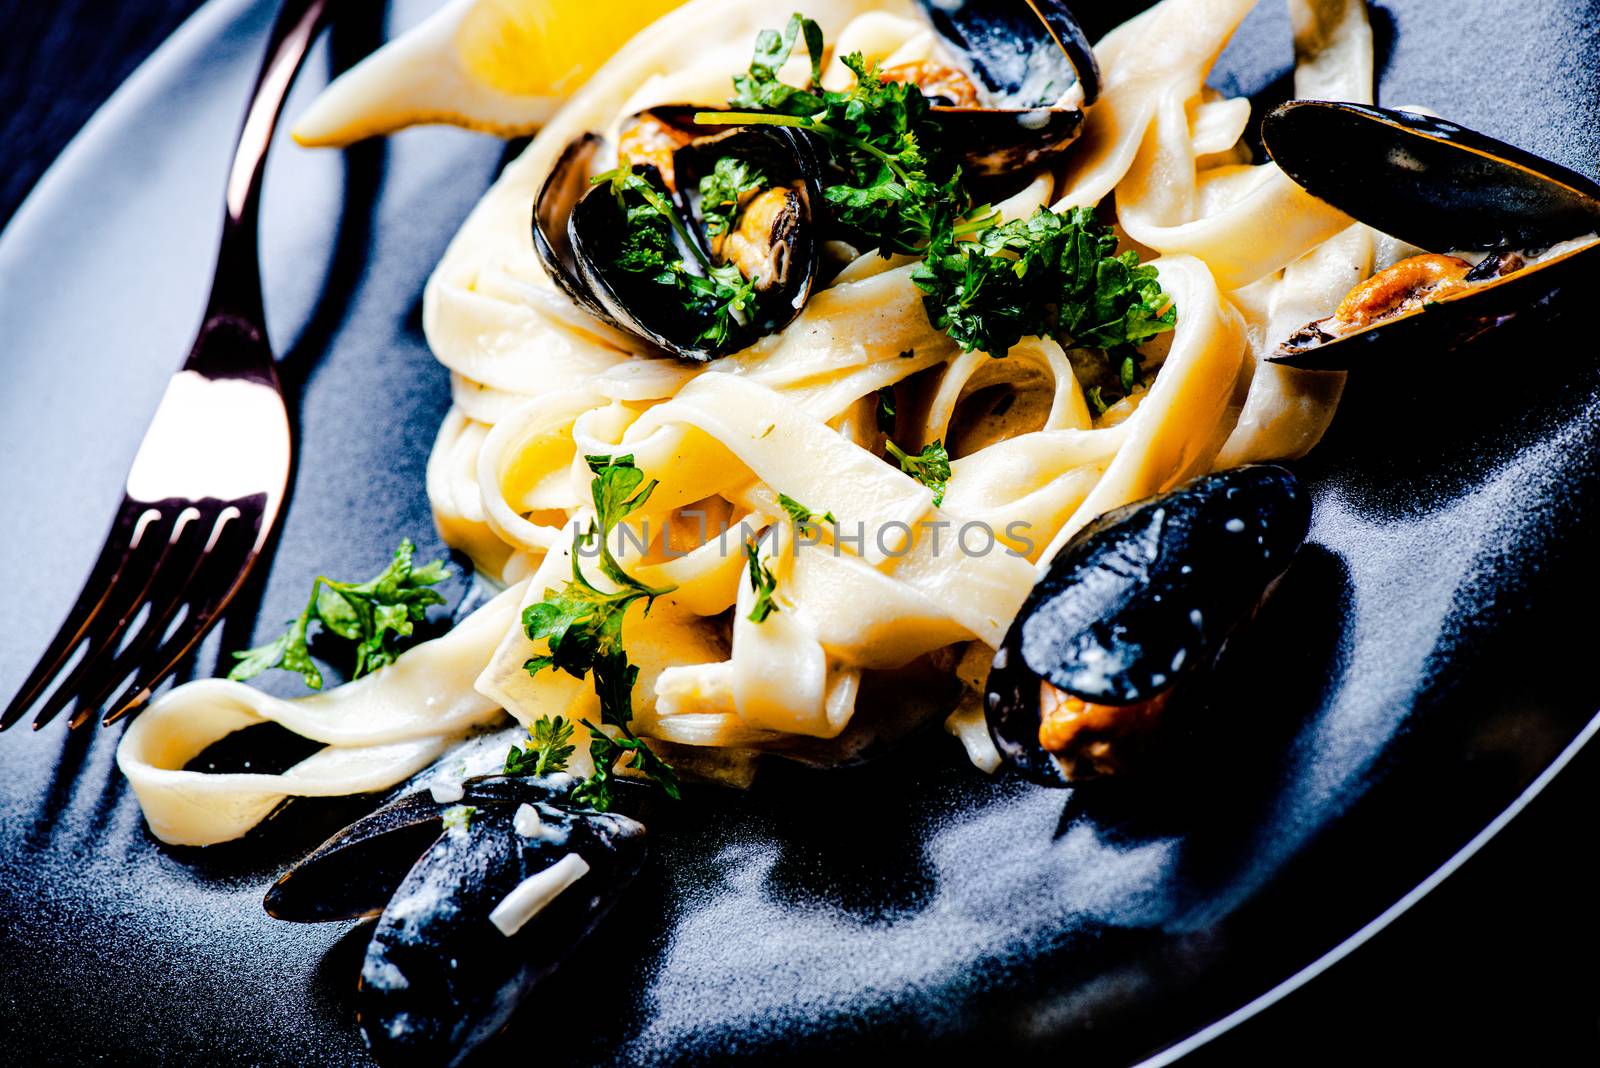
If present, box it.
[118,0,1377,845]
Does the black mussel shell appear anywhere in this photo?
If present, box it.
[917,0,1100,181]
[933,106,1088,179]
[264,774,575,923]
[567,161,714,357]
[1263,101,1600,253]
[532,118,720,339]
[918,0,1099,107]
[533,132,623,327]
[1261,101,1600,370]
[264,792,457,922]
[987,465,1310,786]
[357,789,647,1067]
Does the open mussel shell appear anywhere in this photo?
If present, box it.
[566,161,715,358]
[933,107,1089,180]
[263,775,571,923]
[1268,239,1600,370]
[533,132,628,329]
[916,0,1100,180]
[356,781,647,1067]
[987,465,1310,786]
[672,126,824,319]
[535,120,824,362]
[1263,101,1600,252]
[264,791,459,923]
[1261,101,1600,369]
[918,0,1099,107]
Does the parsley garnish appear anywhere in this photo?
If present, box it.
[573,728,679,812]
[811,54,970,255]
[745,542,781,623]
[505,714,576,777]
[730,12,825,115]
[886,438,951,506]
[441,805,476,832]
[592,166,758,353]
[913,206,1177,357]
[706,18,987,257]
[778,493,835,536]
[705,19,1178,362]
[229,539,449,690]
[875,387,897,435]
[521,455,680,811]
[700,156,769,238]
[1118,349,1140,394]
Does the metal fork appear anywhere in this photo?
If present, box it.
[0,0,335,732]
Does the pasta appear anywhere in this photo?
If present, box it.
[119,0,1378,845]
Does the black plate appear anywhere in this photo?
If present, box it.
[3,1,1599,1064]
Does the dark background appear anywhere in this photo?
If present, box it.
[2,1,1597,1063]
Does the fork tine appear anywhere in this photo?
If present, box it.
[68,574,198,730]
[76,506,253,725]
[0,504,166,731]
[27,507,208,731]
[100,597,230,727]
[101,508,264,725]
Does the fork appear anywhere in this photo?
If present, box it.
[0,0,335,732]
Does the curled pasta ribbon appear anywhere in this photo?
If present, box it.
[1218,0,1376,464]
[1061,0,1353,290]
[115,582,527,846]
[427,408,516,583]
[1040,254,1247,564]
[476,387,604,554]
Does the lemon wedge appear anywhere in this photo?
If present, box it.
[292,0,687,147]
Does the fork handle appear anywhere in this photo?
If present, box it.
[201,0,336,334]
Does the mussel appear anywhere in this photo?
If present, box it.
[910,0,1101,179]
[986,466,1310,785]
[266,747,647,1067]
[1261,101,1600,370]
[534,111,825,361]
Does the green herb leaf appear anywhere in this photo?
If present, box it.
[731,13,826,115]
[722,21,1174,363]
[885,438,951,506]
[520,457,679,810]
[1118,350,1140,394]
[685,261,759,350]
[724,29,983,257]
[875,387,897,436]
[699,156,768,238]
[505,714,577,777]
[441,805,476,832]
[777,493,835,536]
[228,539,449,690]
[591,165,758,355]
[745,542,781,623]
[912,206,1177,357]
[570,719,683,811]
